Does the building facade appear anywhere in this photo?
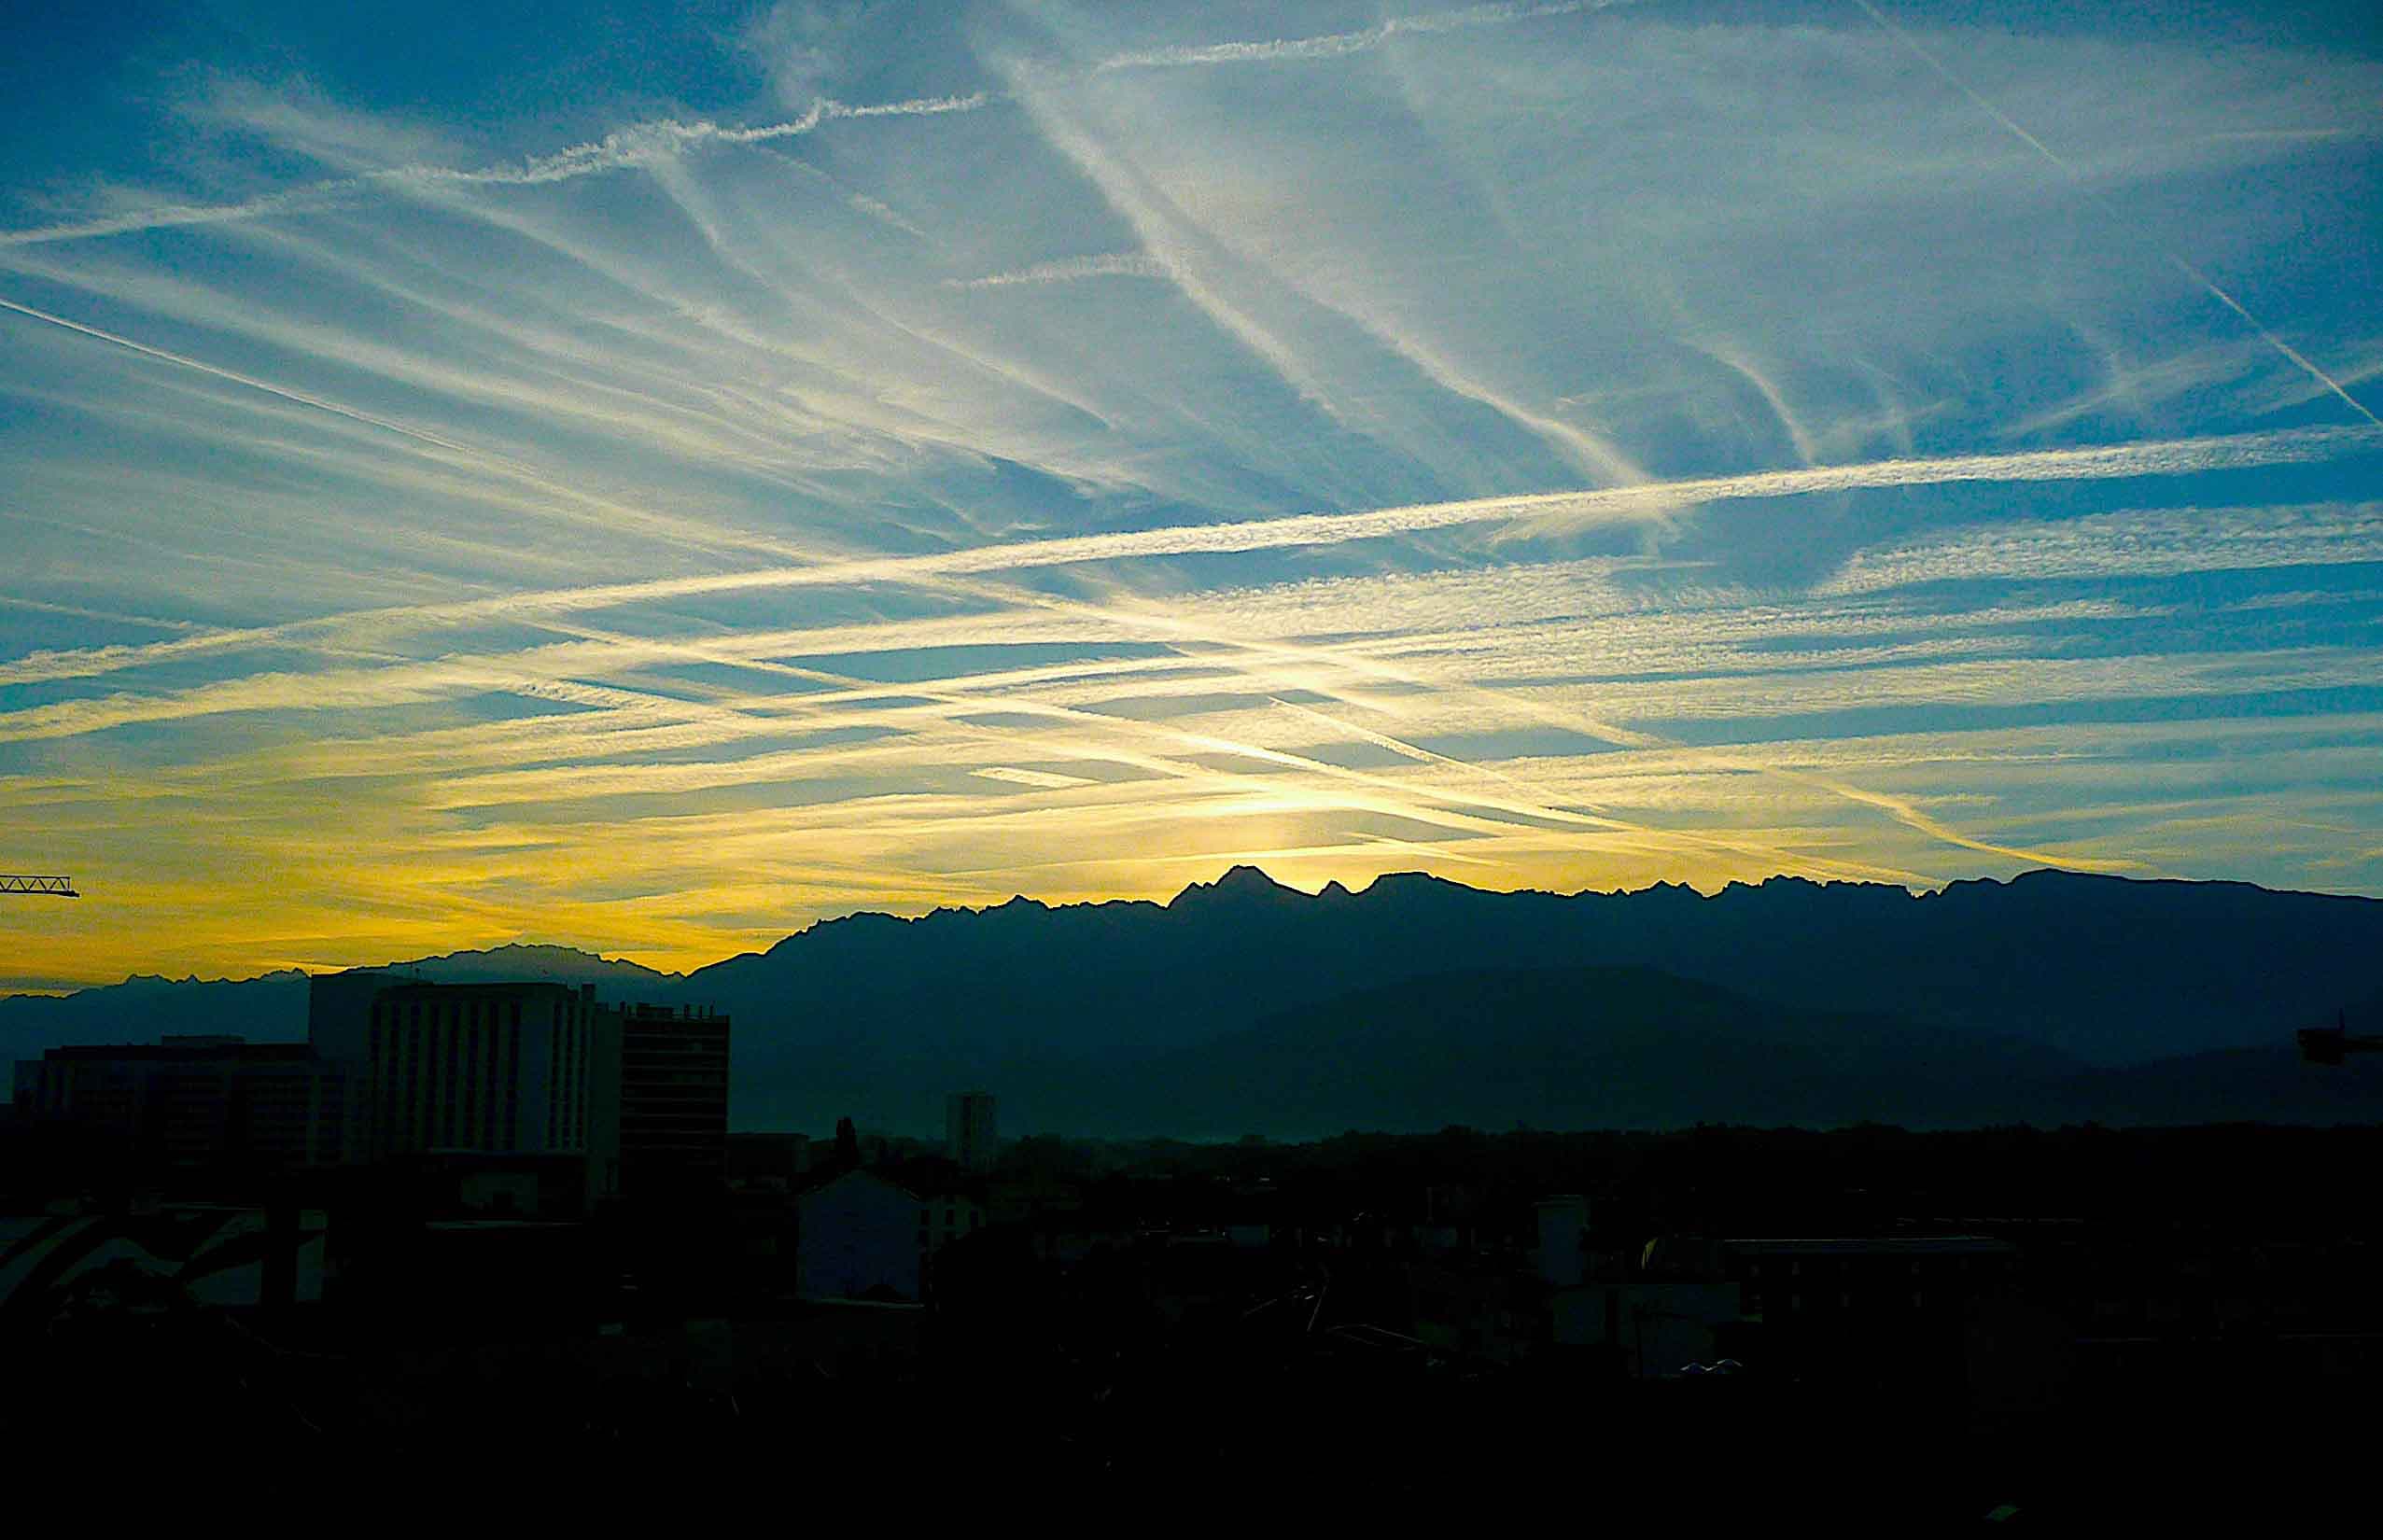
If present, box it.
[598,1001,731,1197]
[796,1168,983,1301]
[11,1037,350,1169]
[365,982,621,1206]
[306,969,402,1163]
[305,969,399,1066]
[727,1132,810,1192]
[1719,1235,2020,1325]
[946,1090,998,1172]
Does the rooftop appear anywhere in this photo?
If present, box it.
[376,979,591,999]
[39,1042,316,1063]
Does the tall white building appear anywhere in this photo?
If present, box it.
[946,1090,998,1171]
[365,981,621,1205]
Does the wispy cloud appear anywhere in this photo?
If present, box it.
[0,3,1616,251]
[944,251,1169,288]
[1088,1,1621,73]
[0,92,996,248]
[1850,0,2382,429]
[5,425,2363,693]
[1819,501,2383,595]
[7,1,2381,984]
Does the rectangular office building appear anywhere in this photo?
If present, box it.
[600,1002,731,1197]
[12,1037,349,1170]
[366,983,619,1201]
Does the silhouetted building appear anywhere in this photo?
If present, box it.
[366,981,619,1209]
[306,970,403,1161]
[1719,1235,2019,1325]
[946,1090,998,1171]
[306,969,400,1064]
[11,1037,350,1169]
[795,1167,982,1301]
[1536,1195,1590,1286]
[1549,1280,1748,1375]
[598,1002,730,1197]
[727,1132,811,1192]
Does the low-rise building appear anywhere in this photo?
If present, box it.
[11,1038,351,1170]
[1719,1235,2020,1324]
[727,1132,811,1192]
[1548,1281,1747,1374]
[794,1167,982,1301]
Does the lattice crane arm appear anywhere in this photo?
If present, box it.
[0,875,78,897]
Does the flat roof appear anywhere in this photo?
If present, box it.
[376,980,585,997]
[40,1043,315,1062]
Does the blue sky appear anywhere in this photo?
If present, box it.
[2,0,2380,987]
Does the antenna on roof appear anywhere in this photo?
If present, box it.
[2299,1006,2380,1067]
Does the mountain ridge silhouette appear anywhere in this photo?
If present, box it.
[7,867,2380,1133]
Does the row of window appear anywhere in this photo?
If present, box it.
[550,1012,586,1149]
[370,1015,524,1152]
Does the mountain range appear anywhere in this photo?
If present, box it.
[5,867,2379,1137]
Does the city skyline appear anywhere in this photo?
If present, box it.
[6,0,2382,989]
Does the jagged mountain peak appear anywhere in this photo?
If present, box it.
[13,871,2383,1137]
[1169,863,1299,906]
[355,942,677,984]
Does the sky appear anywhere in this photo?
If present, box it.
[2,0,2380,989]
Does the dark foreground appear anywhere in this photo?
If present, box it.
[6,1123,2376,1524]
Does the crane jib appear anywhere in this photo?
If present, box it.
[0,875,78,897]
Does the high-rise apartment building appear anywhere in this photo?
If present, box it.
[352,982,731,1208]
[364,982,620,1204]
[946,1090,998,1172]
[598,1001,731,1197]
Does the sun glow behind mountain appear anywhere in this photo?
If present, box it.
[3,1,2381,987]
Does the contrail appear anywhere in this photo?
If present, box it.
[477,619,1719,867]
[0,595,204,632]
[1689,339,1819,468]
[0,291,832,565]
[1263,610,2131,872]
[414,93,994,189]
[714,571,2064,878]
[1091,0,1619,72]
[1,422,2373,689]
[0,293,486,456]
[944,252,1170,289]
[0,3,1619,248]
[2170,256,2382,428]
[0,93,996,248]
[0,239,2348,903]
[1849,0,2381,430]
[1792,770,2134,871]
[0,184,367,248]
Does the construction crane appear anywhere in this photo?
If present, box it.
[0,875,78,898]
[2299,1011,2382,1066]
